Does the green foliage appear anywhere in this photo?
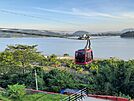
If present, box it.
[63,53,69,57]
[7,84,26,100]
[0,89,66,101]
[0,94,11,101]
[1,45,45,74]
[47,54,61,67]
[0,51,19,75]
[0,45,134,99]
[43,69,76,92]
[93,59,134,98]
[43,69,91,92]
[20,93,66,101]
[0,68,46,90]
[119,92,131,99]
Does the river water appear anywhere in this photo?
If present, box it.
[0,36,134,60]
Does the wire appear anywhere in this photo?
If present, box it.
[0,9,84,27]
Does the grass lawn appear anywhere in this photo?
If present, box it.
[0,93,66,101]
[22,93,66,101]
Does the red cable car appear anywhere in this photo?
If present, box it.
[75,36,93,65]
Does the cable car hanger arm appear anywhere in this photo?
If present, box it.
[84,36,91,50]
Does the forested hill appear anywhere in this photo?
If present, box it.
[73,30,121,36]
[0,28,64,38]
[120,31,134,38]
[73,31,89,36]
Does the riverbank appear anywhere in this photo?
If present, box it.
[57,56,126,61]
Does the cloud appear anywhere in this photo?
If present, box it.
[35,7,120,19]
[35,7,134,20]
[3,7,134,20]
[34,7,78,16]
[71,8,120,18]
[121,12,134,19]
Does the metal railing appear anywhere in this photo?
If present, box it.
[61,88,88,101]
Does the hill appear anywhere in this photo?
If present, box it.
[0,28,64,38]
[73,31,90,36]
[121,28,134,33]
[73,30,121,36]
[120,31,134,38]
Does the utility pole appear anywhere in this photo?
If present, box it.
[34,69,38,90]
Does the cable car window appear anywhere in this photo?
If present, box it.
[86,51,93,62]
[91,51,93,60]
[86,52,90,62]
[75,51,85,63]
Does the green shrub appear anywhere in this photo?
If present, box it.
[0,94,11,101]
[7,84,26,100]
[63,53,69,57]
[119,92,131,99]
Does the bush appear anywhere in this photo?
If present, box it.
[63,53,69,57]
[7,84,26,100]
[49,86,61,92]
[119,92,131,99]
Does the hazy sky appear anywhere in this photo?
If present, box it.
[0,0,134,32]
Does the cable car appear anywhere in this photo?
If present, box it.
[75,35,93,65]
[75,49,93,65]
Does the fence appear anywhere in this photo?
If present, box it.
[61,88,88,101]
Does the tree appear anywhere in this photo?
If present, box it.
[5,45,45,73]
[0,51,19,75]
[43,69,77,92]
[93,59,134,98]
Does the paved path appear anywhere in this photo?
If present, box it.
[83,96,111,101]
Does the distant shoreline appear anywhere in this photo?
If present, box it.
[56,56,130,61]
[0,28,121,38]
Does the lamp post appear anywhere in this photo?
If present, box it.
[34,68,38,90]
[33,62,39,90]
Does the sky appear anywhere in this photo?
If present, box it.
[0,0,134,32]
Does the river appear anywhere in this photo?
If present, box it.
[0,36,134,60]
